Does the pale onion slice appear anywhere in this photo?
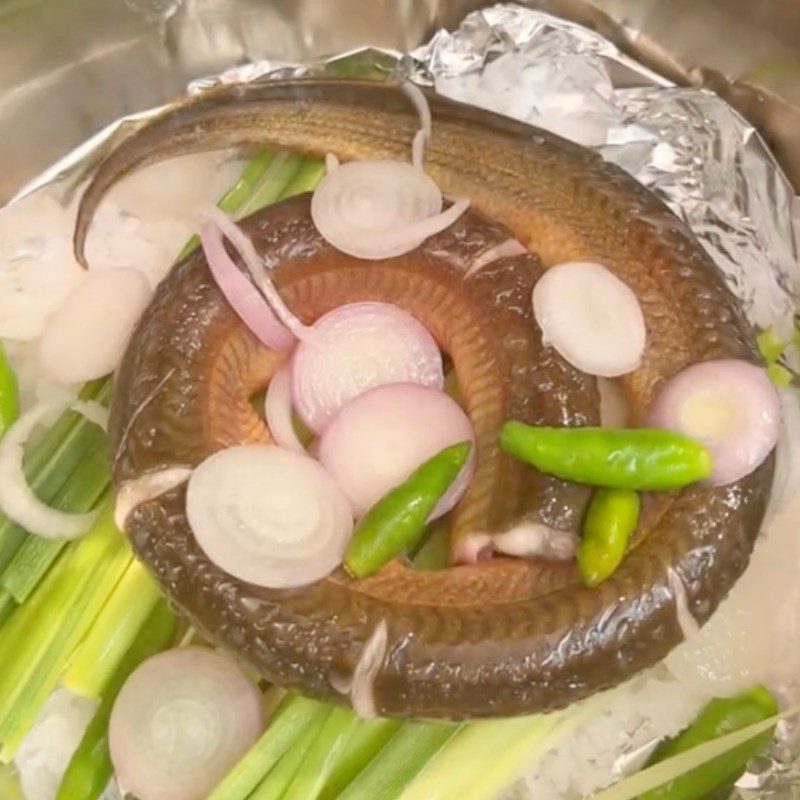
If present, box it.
[402,80,431,170]
[668,567,701,641]
[464,238,527,278]
[401,81,432,141]
[325,153,340,173]
[532,261,646,377]
[203,208,311,342]
[0,402,102,538]
[310,160,469,259]
[453,532,494,564]
[186,445,353,588]
[492,524,579,560]
[318,383,474,518]
[70,400,109,432]
[412,130,426,170]
[109,646,264,800]
[350,620,388,720]
[199,220,295,351]
[264,364,305,453]
[292,302,444,433]
[114,467,193,530]
[648,359,781,486]
[39,268,152,384]
[597,377,630,427]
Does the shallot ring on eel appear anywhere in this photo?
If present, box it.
[92,79,772,719]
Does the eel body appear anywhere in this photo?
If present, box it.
[95,79,772,718]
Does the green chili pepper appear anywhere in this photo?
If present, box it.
[578,488,639,587]
[345,442,471,578]
[55,599,175,800]
[638,685,779,800]
[0,343,20,438]
[499,422,713,491]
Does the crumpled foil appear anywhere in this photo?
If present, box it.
[7,2,800,798]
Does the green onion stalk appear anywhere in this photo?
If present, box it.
[0,150,321,773]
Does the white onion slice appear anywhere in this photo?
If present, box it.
[292,302,444,433]
[464,238,527,278]
[199,220,295,351]
[115,467,193,530]
[186,445,353,588]
[668,567,701,641]
[350,620,388,720]
[39,268,152,384]
[492,523,579,560]
[70,400,109,432]
[648,359,781,486]
[411,130,425,170]
[264,364,305,453]
[310,160,469,259]
[325,153,340,173]
[597,377,630,427]
[532,261,646,377]
[203,208,311,342]
[401,81,432,141]
[0,402,102,539]
[318,383,474,518]
[109,646,264,800]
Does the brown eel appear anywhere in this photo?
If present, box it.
[84,79,772,719]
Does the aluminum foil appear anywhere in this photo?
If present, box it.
[5,2,800,798]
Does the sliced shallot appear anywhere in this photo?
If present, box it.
[186,445,353,588]
[203,209,310,342]
[109,646,264,800]
[532,261,646,377]
[292,302,444,433]
[0,402,103,538]
[648,359,781,486]
[199,220,295,351]
[39,268,152,384]
[310,159,469,259]
[318,382,474,518]
[264,364,305,453]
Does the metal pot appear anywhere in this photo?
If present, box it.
[0,0,798,200]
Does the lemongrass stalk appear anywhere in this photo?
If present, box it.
[0,341,20,437]
[220,151,277,215]
[3,442,110,602]
[0,762,24,800]
[0,500,131,761]
[0,589,14,629]
[62,557,161,699]
[281,706,360,800]
[249,710,332,800]
[55,600,175,800]
[337,721,460,800]
[319,717,403,800]
[280,158,326,199]
[237,152,305,218]
[207,695,329,800]
[398,715,562,800]
[0,379,111,572]
[411,520,450,569]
